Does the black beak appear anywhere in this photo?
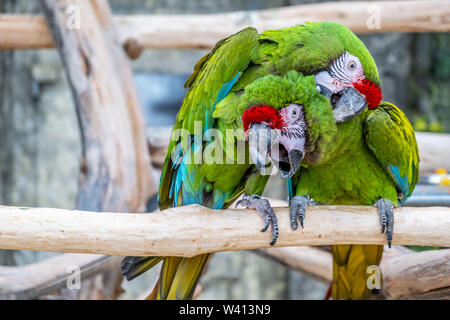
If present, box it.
[332,86,368,123]
[280,149,303,179]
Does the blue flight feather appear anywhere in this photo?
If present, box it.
[286,177,294,201]
[169,72,242,208]
[388,164,410,203]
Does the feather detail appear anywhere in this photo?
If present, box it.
[353,79,382,109]
[242,105,284,132]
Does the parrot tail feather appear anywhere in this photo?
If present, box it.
[331,244,383,299]
[121,256,163,281]
[147,254,211,300]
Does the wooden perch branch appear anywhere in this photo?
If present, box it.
[0,205,448,257]
[252,246,333,283]
[41,0,155,213]
[253,246,450,299]
[381,249,450,299]
[1,1,449,50]
[0,254,122,300]
[40,0,156,300]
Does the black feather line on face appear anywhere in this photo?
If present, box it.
[327,52,352,83]
[282,127,305,139]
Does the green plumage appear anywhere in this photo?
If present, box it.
[121,22,411,300]
[292,100,419,299]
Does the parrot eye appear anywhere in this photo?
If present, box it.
[348,61,357,70]
[291,108,298,119]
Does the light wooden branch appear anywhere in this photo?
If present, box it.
[1,1,449,50]
[252,246,333,283]
[381,249,450,299]
[0,205,448,257]
[254,246,450,299]
[0,254,122,300]
[252,245,414,284]
[40,0,156,300]
[41,0,155,213]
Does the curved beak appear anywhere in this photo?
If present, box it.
[283,149,303,179]
[269,132,306,179]
[248,122,280,175]
[332,86,368,123]
[315,72,368,123]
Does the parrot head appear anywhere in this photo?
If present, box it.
[314,51,382,123]
[237,71,340,178]
[256,22,383,123]
[242,103,307,179]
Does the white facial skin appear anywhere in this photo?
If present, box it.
[315,51,365,94]
[270,104,306,163]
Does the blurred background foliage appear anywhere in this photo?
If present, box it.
[0,0,449,300]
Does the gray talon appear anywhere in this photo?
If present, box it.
[289,196,312,230]
[375,199,394,248]
[236,195,279,245]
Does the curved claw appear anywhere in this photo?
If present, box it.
[235,194,260,208]
[375,199,394,248]
[289,196,312,230]
[236,195,279,245]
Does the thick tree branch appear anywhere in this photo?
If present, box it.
[39,0,156,300]
[0,205,448,257]
[40,0,155,213]
[1,1,449,50]
[253,246,450,299]
[381,249,450,299]
[0,254,122,300]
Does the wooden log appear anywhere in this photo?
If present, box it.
[40,0,156,300]
[252,246,333,283]
[0,254,122,300]
[1,1,449,50]
[116,1,450,50]
[252,245,412,284]
[381,249,450,299]
[253,246,450,299]
[40,0,155,213]
[0,205,448,257]
[2,244,448,300]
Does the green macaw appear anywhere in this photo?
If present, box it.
[120,22,399,300]
[288,88,420,300]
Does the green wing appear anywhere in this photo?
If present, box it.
[363,102,420,203]
[158,27,259,209]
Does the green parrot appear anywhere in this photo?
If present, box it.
[120,22,395,300]
[287,87,420,299]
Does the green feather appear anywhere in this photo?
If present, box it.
[123,22,390,301]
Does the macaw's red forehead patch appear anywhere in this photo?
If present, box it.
[353,79,382,109]
[242,105,284,132]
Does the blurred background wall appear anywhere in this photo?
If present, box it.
[0,0,448,299]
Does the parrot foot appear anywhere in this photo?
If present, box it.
[289,195,315,230]
[375,198,394,248]
[236,195,279,246]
